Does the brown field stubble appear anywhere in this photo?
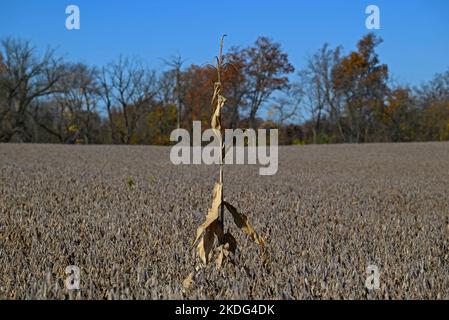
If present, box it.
[0,142,448,299]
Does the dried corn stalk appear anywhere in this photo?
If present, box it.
[184,36,265,289]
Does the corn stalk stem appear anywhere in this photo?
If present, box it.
[218,35,226,238]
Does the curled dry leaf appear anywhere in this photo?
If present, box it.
[215,244,230,269]
[194,183,225,265]
[212,218,224,243]
[223,201,265,247]
[194,182,222,245]
[211,83,226,138]
[196,220,224,264]
[223,232,237,254]
[197,222,216,264]
[215,232,237,269]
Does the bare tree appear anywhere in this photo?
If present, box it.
[297,43,343,143]
[0,38,62,142]
[59,63,99,143]
[98,66,116,143]
[268,88,300,127]
[28,63,101,143]
[163,55,185,130]
[100,56,157,144]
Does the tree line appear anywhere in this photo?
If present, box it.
[0,34,448,145]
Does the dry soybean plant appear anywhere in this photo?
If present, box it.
[183,36,265,289]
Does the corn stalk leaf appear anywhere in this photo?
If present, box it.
[196,222,216,264]
[223,232,237,254]
[215,232,237,269]
[223,201,265,247]
[211,83,226,138]
[194,182,222,245]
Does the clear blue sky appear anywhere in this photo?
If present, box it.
[1,0,448,86]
